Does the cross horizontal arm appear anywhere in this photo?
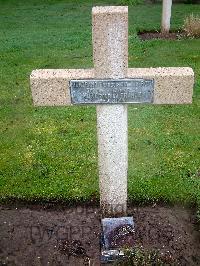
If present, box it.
[30,69,93,106]
[128,67,194,104]
[30,67,194,106]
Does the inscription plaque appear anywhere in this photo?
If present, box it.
[70,79,154,104]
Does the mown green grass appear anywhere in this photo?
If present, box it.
[0,0,200,207]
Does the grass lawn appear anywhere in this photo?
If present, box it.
[0,0,200,209]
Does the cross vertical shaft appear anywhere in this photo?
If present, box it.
[92,7,128,215]
[161,0,172,33]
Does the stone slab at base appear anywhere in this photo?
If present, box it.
[30,67,194,106]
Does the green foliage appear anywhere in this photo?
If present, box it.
[184,0,197,4]
[118,0,144,6]
[183,14,200,37]
[115,247,176,265]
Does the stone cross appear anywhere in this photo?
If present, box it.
[161,0,172,33]
[30,6,194,215]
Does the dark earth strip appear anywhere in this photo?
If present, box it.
[138,31,182,40]
[0,204,200,265]
[138,31,200,40]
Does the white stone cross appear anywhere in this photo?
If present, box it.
[30,6,194,215]
[161,0,172,33]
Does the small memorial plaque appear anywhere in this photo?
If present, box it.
[70,78,154,104]
[101,217,135,263]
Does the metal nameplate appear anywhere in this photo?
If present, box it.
[70,79,154,104]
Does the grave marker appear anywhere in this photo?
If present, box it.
[30,6,194,216]
[161,0,172,33]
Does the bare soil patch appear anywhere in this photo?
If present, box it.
[138,31,182,40]
[0,204,199,265]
